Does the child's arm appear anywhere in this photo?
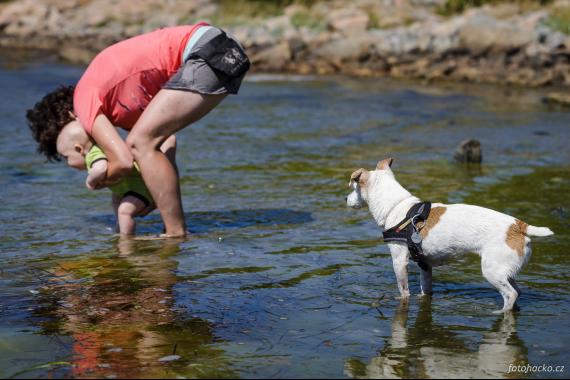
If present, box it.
[86,159,108,190]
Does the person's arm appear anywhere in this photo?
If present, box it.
[91,114,134,187]
[86,159,108,190]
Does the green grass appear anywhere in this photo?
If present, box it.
[290,8,325,30]
[437,0,569,35]
[547,6,570,34]
[209,0,323,27]
[217,0,289,19]
[437,0,552,15]
[366,8,381,29]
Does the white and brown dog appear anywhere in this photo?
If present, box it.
[346,158,554,312]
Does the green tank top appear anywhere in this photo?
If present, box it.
[85,145,153,204]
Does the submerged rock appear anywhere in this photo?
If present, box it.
[543,92,570,107]
[158,355,181,362]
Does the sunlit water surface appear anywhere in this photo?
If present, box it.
[1,51,569,378]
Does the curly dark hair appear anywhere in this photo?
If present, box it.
[26,85,76,161]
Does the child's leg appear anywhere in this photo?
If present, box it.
[117,195,148,235]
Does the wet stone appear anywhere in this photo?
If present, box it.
[454,139,482,163]
[158,355,181,362]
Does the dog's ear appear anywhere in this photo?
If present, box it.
[376,157,394,170]
[349,168,369,186]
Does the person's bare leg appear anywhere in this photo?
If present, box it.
[160,135,178,177]
[126,89,227,237]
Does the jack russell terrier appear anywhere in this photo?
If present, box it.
[346,158,554,312]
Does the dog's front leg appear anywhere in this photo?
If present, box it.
[420,266,433,296]
[388,243,410,298]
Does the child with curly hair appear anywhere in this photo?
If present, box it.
[27,23,249,237]
[49,108,177,235]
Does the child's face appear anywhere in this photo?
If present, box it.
[56,120,89,170]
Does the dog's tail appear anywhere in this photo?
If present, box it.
[526,225,554,237]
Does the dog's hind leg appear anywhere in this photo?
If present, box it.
[388,243,410,298]
[420,266,433,296]
[508,277,521,310]
[508,277,521,296]
[481,258,519,313]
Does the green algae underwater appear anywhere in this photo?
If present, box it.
[0,52,569,378]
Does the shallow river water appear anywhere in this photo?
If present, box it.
[0,51,569,378]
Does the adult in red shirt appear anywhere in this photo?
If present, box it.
[27,23,250,237]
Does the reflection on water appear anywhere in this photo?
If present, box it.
[345,298,527,379]
[28,238,235,379]
[89,208,314,235]
[1,55,569,378]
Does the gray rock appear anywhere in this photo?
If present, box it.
[458,13,535,54]
[0,0,51,36]
[158,355,181,362]
[314,34,376,64]
[251,41,291,71]
[454,139,482,163]
[326,7,370,36]
[0,0,569,87]
[263,15,292,35]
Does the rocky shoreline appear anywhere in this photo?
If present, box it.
[1,0,570,87]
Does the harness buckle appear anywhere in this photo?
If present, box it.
[382,201,432,270]
[411,231,422,244]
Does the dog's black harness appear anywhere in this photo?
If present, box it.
[382,201,432,271]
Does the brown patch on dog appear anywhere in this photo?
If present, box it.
[506,219,528,257]
[350,168,369,186]
[376,158,393,170]
[419,207,447,239]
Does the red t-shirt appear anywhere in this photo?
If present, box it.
[74,23,207,135]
